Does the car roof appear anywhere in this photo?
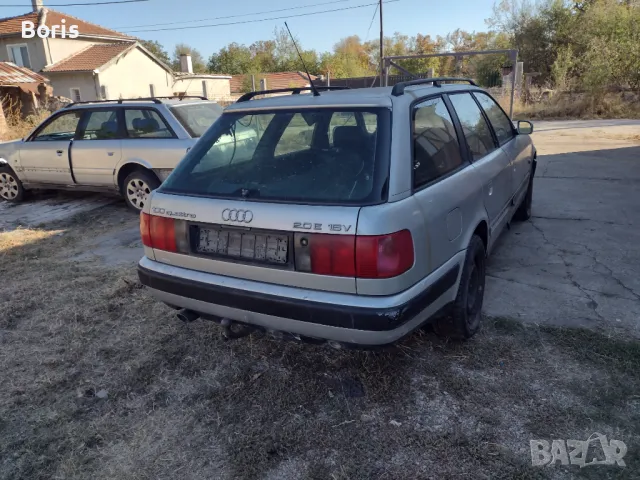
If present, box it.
[225,83,479,112]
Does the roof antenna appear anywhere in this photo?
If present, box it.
[284,21,320,97]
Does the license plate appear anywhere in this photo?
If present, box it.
[196,227,288,264]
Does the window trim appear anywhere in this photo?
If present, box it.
[471,91,517,147]
[26,110,83,142]
[409,91,472,193]
[7,43,31,68]
[447,91,500,163]
[69,88,82,103]
[75,107,126,141]
[122,106,177,140]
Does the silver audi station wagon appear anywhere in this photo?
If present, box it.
[0,97,226,211]
[137,79,537,346]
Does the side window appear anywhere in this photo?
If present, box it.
[449,93,497,161]
[124,109,173,138]
[81,109,121,140]
[412,97,464,188]
[32,111,82,142]
[274,113,315,156]
[473,92,515,145]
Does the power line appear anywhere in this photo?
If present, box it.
[364,2,379,41]
[0,0,147,5]
[114,0,352,29]
[122,0,400,34]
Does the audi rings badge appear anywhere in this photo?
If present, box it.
[222,209,254,223]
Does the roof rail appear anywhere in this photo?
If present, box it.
[236,86,349,103]
[391,77,477,96]
[151,95,209,101]
[63,98,163,108]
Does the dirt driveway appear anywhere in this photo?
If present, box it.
[0,120,638,479]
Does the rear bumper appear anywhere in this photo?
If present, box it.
[137,253,463,345]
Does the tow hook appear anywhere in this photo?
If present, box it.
[220,318,256,340]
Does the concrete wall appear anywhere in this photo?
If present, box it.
[47,72,97,101]
[173,77,231,100]
[0,36,48,71]
[97,47,173,100]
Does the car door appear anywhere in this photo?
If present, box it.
[70,108,123,186]
[448,92,512,237]
[18,110,82,184]
[411,95,472,273]
[120,108,192,175]
[472,91,531,202]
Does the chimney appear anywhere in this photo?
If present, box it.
[32,0,43,12]
[179,54,193,74]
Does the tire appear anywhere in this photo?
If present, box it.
[433,235,486,340]
[514,166,535,222]
[122,169,160,212]
[0,165,25,203]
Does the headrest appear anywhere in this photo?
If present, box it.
[98,121,118,137]
[132,117,160,133]
[333,126,366,150]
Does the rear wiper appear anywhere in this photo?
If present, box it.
[231,187,260,198]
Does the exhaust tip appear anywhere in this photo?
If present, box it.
[176,309,200,323]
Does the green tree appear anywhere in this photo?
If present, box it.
[207,43,253,74]
[139,39,171,66]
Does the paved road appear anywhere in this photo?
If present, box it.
[484,120,640,337]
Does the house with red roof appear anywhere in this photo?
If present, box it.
[0,0,175,101]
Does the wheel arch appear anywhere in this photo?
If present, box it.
[116,160,158,194]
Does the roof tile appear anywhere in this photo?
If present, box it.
[43,42,134,72]
[230,71,317,93]
[0,9,134,39]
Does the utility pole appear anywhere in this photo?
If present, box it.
[379,0,384,86]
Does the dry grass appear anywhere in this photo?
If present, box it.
[0,207,639,479]
[513,92,640,121]
[0,97,50,141]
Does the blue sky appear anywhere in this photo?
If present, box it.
[2,0,496,59]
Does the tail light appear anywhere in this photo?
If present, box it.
[356,230,414,278]
[295,230,413,279]
[140,212,188,253]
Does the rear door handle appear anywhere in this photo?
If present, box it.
[56,150,63,156]
[107,152,114,156]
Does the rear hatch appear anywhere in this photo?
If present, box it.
[141,104,400,295]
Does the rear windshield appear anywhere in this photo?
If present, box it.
[170,102,224,137]
[160,107,390,205]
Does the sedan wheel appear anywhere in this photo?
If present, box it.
[0,169,24,202]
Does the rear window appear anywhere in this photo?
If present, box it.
[169,102,224,137]
[160,107,390,205]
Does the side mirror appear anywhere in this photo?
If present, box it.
[517,120,533,135]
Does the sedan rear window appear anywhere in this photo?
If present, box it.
[160,107,390,205]
[170,102,224,138]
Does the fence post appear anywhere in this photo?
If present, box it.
[508,50,518,119]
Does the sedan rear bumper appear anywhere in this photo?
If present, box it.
[137,253,463,345]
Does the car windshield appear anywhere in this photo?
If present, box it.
[169,102,224,137]
[160,107,390,205]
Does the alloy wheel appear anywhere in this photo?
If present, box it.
[0,172,19,200]
[126,178,151,210]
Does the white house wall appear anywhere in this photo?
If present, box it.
[97,47,172,99]
[47,72,97,101]
[173,78,231,100]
